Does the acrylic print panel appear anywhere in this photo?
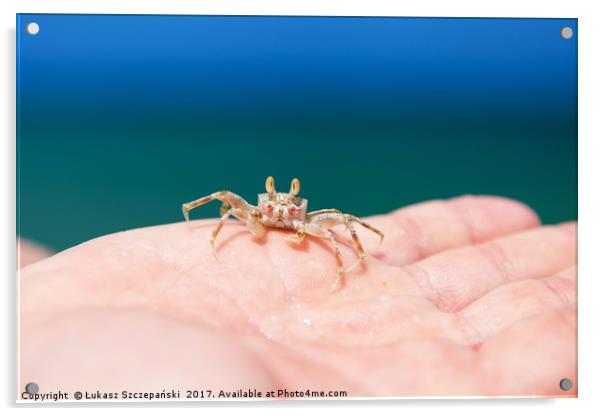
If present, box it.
[17,14,577,400]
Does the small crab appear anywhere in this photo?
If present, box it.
[182,176,384,290]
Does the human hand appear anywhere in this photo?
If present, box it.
[19,196,576,398]
[17,238,52,269]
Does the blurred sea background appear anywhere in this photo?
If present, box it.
[17,15,577,252]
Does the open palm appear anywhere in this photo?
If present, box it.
[19,195,576,398]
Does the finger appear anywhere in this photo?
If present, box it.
[343,195,540,267]
[477,306,576,396]
[404,222,576,312]
[457,266,576,343]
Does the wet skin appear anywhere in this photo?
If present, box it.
[19,196,577,397]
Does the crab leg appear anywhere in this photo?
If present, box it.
[301,227,346,291]
[305,209,384,283]
[220,202,231,217]
[285,228,306,244]
[347,215,384,243]
[182,190,265,255]
[342,219,365,273]
[326,230,345,291]
[302,217,345,291]
[309,210,384,242]
[182,190,252,222]
[307,210,365,272]
[210,207,247,258]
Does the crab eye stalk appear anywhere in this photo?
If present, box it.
[289,178,300,197]
[265,176,275,195]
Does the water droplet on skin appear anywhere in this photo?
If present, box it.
[258,315,283,341]
[410,304,420,322]
[379,293,392,302]
[301,317,312,326]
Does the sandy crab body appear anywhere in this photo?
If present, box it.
[257,192,308,229]
[182,176,383,291]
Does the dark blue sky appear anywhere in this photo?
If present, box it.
[16,15,578,250]
[18,14,577,123]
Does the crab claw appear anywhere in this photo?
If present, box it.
[285,231,305,244]
[246,215,266,238]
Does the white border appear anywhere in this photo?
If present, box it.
[7,0,583,18]
[3,1,601,414]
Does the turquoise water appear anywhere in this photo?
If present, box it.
[17,15,577,252]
